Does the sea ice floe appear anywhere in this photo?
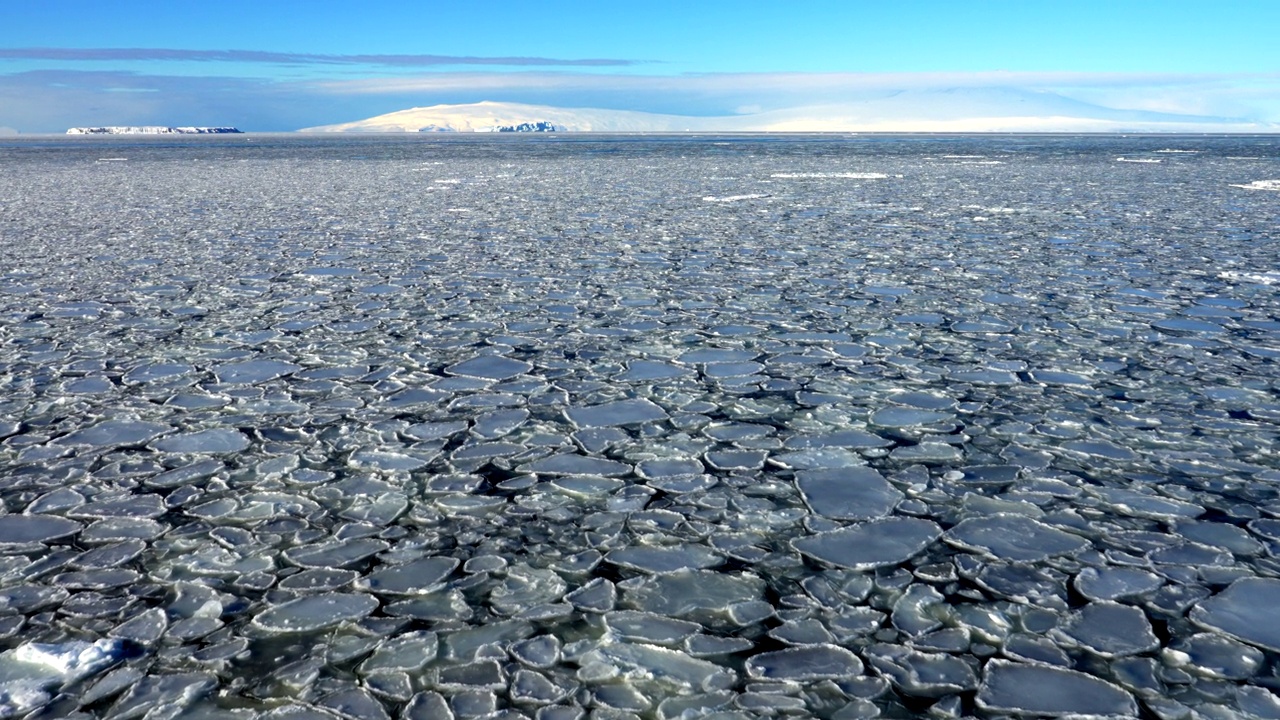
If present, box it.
[522,453,631,476]
[284,538,389,569]
[793,518,942,570]
[0,515,81,544]
[580,642,737,692]
[607,544,722,574]
[251,592,379,633]
[1230,179,1280,191]
[976,659,1137,716]
[1072,566,1163,601]
[214,359,301,384]
[1052,601,1159,657]
[565,399,669,428]
[746,644,863,681]
[794,467,903,520]
[53,419,172,448]
[604,611,701,645]
[0,639,124,717]
[944,514,1089,562]
[864,645,978,697]
[151,427,250,453]
[1165,633,1264,680]
[1190,578,1280,652]
[621,570,765,623]
[446,355,533,381]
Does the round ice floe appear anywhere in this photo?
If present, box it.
[622,570,765,620]
[510,635,562,669]
[564,398,668,428]
[347,449,432,472]
[489,565,567,616]
[772,447,867,470]
[795,467,903,521]
[123,363,194,385]
[747,644,863,681]
[549,476,625,499]
[944,514,1088,562]
[636,458,704,478]
[615,360,693,382]
[214,359,300,385]
[870,407,953,428]
[977,659,1137,717]
[1072,566,1163,602]
[1052,601,1158,658]
[0,515,81,544]
[583,642,737,692]
[151,428,249,454]
[1085,484,1203,517]
[54,419,172,448]
[607,544,723,574]
[283,538,389,569]
[889,442,964,463]
[604,611,702,645]
[1166,633,1264,680]
[864,645,977,696]
[1190,578,1280,652]
[1174,520,1264,556]
[251,592,378,633]
[278,569,360,592]
[792,517,941,570]
[358,631,438,673]
[521,453,631,476]
[445,354,532,381]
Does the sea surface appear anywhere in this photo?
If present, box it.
[0,133,1279,719]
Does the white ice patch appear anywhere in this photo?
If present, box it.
[0,639,124,716]
[1115,157,1162,163]
[770,172,888,179]
[1220,270,1280,285]
[1230,180,1280,191]
[702,193,770,203]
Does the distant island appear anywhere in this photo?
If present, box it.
[66,127,243,135]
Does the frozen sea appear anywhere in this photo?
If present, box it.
[0,132,1279,719]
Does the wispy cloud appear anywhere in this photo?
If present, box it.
[0,47,641,68]
[313,70,1280,95]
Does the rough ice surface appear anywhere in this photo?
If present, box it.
[0,639,124,717]
[1,133,1278,718]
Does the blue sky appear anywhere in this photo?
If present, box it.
[2,0,1279,131]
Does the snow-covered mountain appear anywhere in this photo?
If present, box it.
[66,127,243,135]
[300,102,695,133]
[300,93,1273,133]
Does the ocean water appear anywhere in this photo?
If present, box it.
[0,133,1279,718]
